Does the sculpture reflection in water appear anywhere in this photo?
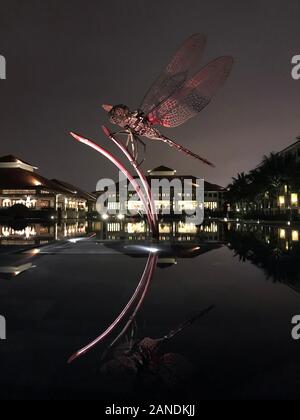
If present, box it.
[68,251,158,364]
[100,307,214,394]
[68,246,214,363]
[67,242,215,394]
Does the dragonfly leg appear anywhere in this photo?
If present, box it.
[103,126,137,160]
[132,133,146,167]
[102,126,146,167]
[129,131,143,164]
[110,129,131,137]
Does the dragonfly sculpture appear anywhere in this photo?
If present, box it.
[102,33,233,167]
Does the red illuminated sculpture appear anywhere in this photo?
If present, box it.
[102,33,233,167]
[71,34,233,238]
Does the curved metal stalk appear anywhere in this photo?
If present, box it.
[104,253,158,354]
[68,251,156,364]
[102,126,159,238]
[70,132,155,234]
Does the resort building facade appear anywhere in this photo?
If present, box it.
[96,165,227,217]
[0,155,95,219]
[229,137,300,219]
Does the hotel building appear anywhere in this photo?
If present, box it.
[0,155,95,219]
[280,136,300,163]
[262,138,300,217]
[230,137,300,218]
[96,165,227,217]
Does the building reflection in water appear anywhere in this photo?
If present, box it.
[0,221,224,280]
[2,220,300,286]
[97,220,223,243]
[0,220,223,246]
[226,222,300,288]
[0,222,88,246]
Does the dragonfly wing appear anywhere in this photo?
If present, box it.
[140,34,206,115]
[148,56,233,128]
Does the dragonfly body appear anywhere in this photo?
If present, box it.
[102,104,217,167]
[102,34,233,167]
[105,104,161,140]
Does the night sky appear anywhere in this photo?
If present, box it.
[0,0,300,192]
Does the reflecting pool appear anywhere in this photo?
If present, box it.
[0,220,300,400]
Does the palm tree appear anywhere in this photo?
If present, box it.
[258,153,290,198]
[228,152,300,217]
[228,172,253,213]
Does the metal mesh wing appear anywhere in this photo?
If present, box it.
[139,34,206,115]
[147,56,233,128]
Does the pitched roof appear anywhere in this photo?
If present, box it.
[0,155,96,200]
[204,181,225,192]
[0,155,36,167]
[0,168,95,200]
[0,167,68,192]
[51,179,96,201]
[279,137,300,154]
[149,166,176,173]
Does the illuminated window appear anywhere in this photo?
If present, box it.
[2,190,36,195]
[204,202,218,210]
[108,202,120,210]
[291,193,298,206]
[178,223,197,234]
[2,199,12,207]
[127,222,146,234]
[178,201,197,210]
[107,223,121,232]
[159,224,171,234]
[40,200,50,208]
[279,196,285,206]
[279,229,286,239]
[128,201,143,211]
[292,231,299,242]
[204,223,218,233]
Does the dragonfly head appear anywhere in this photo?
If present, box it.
[105,104,130,127]
[102,104,113,112]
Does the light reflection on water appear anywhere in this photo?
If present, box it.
[226,222,300,288]
[1,220,300,286]
[0,221,88,246]
[1,219,300,250]
[0,220,223,245]
[1,220,300,399]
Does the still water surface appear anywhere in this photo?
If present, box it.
[0,221,300,400]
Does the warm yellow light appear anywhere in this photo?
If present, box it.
[280,229,286,239]
[159,224,171,234]
[279,196,285,206]
[26,248,41,256]
[178,222,197,234]
[127,222,145,234]
[291,193,298,205]
[292,231,299,242]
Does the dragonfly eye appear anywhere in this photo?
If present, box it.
[109,105,129,125]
